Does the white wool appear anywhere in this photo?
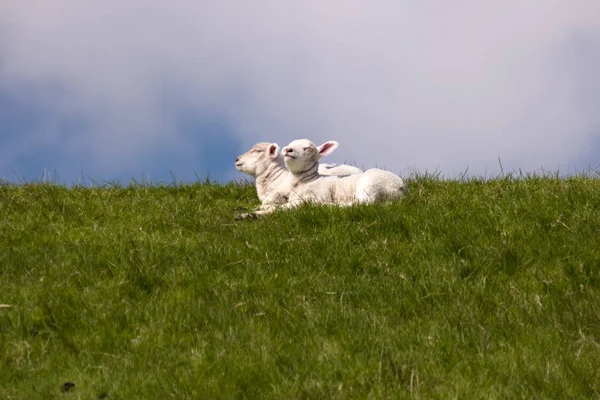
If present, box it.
[318,163,362,176]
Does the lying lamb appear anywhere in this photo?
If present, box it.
[235,141,362,217]
[278,139,407,209]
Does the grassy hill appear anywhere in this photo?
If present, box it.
[1,175,600,399]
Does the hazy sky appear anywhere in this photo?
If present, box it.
[1,1,599,183]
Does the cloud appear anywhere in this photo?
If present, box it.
[1,0,599,181]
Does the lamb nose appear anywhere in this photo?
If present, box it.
[236,156,240,162]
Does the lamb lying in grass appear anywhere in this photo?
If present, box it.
[235,141,362,217]
[281,139,407,208]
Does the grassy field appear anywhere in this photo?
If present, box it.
[1,175,600,399]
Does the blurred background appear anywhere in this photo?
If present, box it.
[1,1,599,184]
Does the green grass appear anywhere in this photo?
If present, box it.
[1,175,600,399]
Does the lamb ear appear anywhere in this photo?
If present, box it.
[268,143,280,158]
[317,141,339,157]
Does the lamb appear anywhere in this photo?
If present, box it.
[235,141,362,217]
[278,139,406,209]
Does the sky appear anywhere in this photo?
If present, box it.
[1,1,599,184]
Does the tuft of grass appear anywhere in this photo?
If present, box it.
[1,175,600,399]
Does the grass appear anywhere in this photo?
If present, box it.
[1,174,600,399]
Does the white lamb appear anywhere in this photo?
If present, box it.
[278,139,406,209]
[235,142,362,216]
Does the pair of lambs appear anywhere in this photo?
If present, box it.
[235,139,406,218]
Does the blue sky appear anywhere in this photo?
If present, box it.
[1,1,599,184]
[0,78,244,184]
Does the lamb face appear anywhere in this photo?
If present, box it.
[235,142,281,177]
[282,139,339,174]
